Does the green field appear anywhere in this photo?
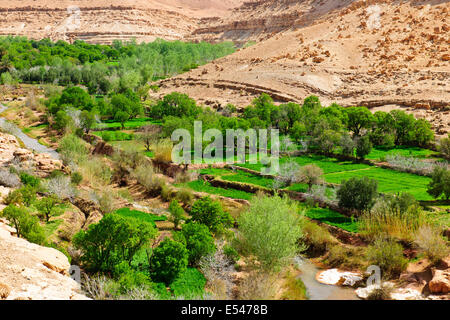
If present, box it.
[180,180,253,200]
[200,168,274,188]
[114,207,167,227]
[366,146,438,161]
[99,118,162,129]
[302,206,359,233]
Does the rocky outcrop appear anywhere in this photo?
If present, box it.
[0,133,63,177]
[429,269,450,294]
[0,220,89,300]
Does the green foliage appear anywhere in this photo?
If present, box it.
[356,135,373,159]
[73,213,157,273]
[35,195,60,222]
[168,200,184,229]
[150,92,201,119]
[236,194,305,271]
[180,222,216,265]
[427,167,450,200]
[114,207,167,227]
[366,238,408,279]
[1,204,46,244]
[190,196,234,234]
[345,106,374,137]
[150,239,189,285]
[58,133,89,164]
[170,268,206,299]
[337,177,378,213]
[223,244,240,263]
[70,172,83,185]
[19,172,40,188]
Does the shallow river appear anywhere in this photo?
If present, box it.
[295,256,360,300]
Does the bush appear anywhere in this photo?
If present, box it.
[356,135,373,159]
[152,139,173,164]
[325,244,367,270]
[295,164,324,192]
[366,238,408,279]
[236,194,305,271]
[180,222,216,265]
[0,169,20,187]
[168,200,184,229]
[427,166,450,200]
[1,205,46,245]
[19,172,40,188]
[223,244,240,264]
[170,268,207,299]
[71,172,83,185]
[45,176,76,200]
[337,177,378,213]
[58,134,89,165]
[176,188,194,205]
[301,219,334,256]
[190,196,233,234]
[73,213,157,273]
[150,239,189,285]
[415,225,449,265]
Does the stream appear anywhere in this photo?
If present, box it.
[294,256,360,300]
[0,104,59,159]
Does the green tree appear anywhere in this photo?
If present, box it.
[190,197,233,234]
[236,194,304,271]
[73,213,157,272]
[150,239,188,285]
[180,222,216,265]
[1,205,46,244]
[79,110,97,134]
[346,106,374,137]
[35,195,60,222]
[150,92,200,119]
[356,135,373,160]
[427,167,450,200]
[168,200,185,229]
[337,177,378,213]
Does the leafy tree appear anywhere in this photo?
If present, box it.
[236,194,304,271]
[79,110,97,134]
[190,197,233,234]
[427,167,450,200]
[413,119,434,147]
[290,121,307,143]
[438,136,450,160]
[150,92,200,119]
[390,110,416,145]
[346,106,374,137]
[35,195,60,222]
[73,213,157,272]
[150,239,189,285]
[339,133,356,157]
[168,200,185,229]
[337,177,378,213]
[180,222,216,265]
[356,135,373,160]
[1,205,46,244]
[114,110,130,130]
[296,164,324,192]
[137,125,160,152]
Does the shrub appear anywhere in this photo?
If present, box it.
[73,213,157,273]
[1,205,46,245]
[71,172,83,185]
[180,222,216,265]
[415,225,449,265]
[168,200,184,229]
[223,244,240,264]
[301,219,334,256]
[356,135,373,159]
[4,185,36,206]
[131,164,165,196]
[176,188,194,205]
[438,136,450,160]
[190,196,233,234]
[295,164,324,192]
[0,169,20,187]
[325,244,367,270]
[359,194,427,241]
[366,238,408,279]
[427,166,450,200]
[170,268,207,299]
[367,284,393,300]
[19,172,40,188]
[152,139,173,164]
[337,177,378,213]
[45,176,76,200]
[58,134,89,165]
[150,239,189,285]
[236,194,305,271]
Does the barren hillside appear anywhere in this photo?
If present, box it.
[155,0,450,135]
[0,0,244,43]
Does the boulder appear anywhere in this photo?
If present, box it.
[429,269,450,294]
[0,221,89,300]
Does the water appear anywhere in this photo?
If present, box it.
[0,104,59,159]
[294,256,360,300]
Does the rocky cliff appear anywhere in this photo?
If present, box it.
[0,219,88,300]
